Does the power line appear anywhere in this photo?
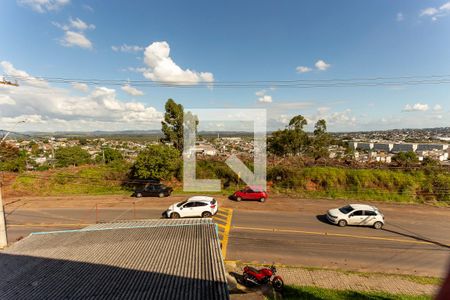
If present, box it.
[5,74,450,89]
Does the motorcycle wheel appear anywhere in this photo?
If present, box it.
[272,278,284,292]
[242,273,256,287]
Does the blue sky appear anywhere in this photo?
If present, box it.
[0,0,449,132]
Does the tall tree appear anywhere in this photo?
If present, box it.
[161,99,184,151]
[268,115,309,156]
[288,115,307,131]
[310,119,331,160]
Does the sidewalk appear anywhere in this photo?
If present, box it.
[226,262,439,296]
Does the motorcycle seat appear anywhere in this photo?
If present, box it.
[245,266,260,273]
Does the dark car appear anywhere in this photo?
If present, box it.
[134,184,173,198]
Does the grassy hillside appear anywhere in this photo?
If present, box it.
[5,163,131,197]
[3,163,449,205]
[268,166,449,204]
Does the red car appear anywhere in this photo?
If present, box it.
[233,186,268,202]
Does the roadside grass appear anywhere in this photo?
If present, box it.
[6,164,450,206]
[279,285,432,300]
[9,165,132,196]
[228,261,442,286]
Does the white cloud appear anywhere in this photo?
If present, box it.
[1,61,48,87]
[420,2,450,21]
[433,104,443,111]
[396,12,404,22]
[255,89,266,97]
[112,44,144,53]
[255,90,273,103]
[420,7,438,16]
[71,82,89,92]
[317,106,331,114]
[315,60,330,71]
[0,95,16,106]
[17,0,70,13]
[258,95,273,103]
[296,66,312,73]
[121,84,144,96]
[327,109,357,126]
[125,67,147,73]
[69,17,95,31]
[61,31,92,49]
[0,61,163,131]
[403,103,429,112]
[142,41,214,85]
[54,17,94,49]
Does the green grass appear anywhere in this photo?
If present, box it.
[268,166,450,204]
[8,163,450,205]
[279,285,432,300]
[11,164,133,196]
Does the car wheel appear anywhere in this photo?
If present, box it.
[373,221,383,229]
[338,219,347,227]
[171,212,180,219]
[159,192,164,198]
[202,211,212,218]
[259,197,265,203]
[136,193,142,198]
[236,197,242,202]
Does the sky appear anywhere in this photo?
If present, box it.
[0,0,450,132]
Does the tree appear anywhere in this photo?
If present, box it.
[313,119,327,135]
[96,148,123,164]
[288,115,307,131]
[392,151,419,167]
[268,115,309,156]
[309,119,331,160]
[161,99,184,151]
[0,142,27,172]
[55,146,91,167]
[130,145,181,180]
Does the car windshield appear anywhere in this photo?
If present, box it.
[339,205,354,214]
[176,201,187,207]
[210,199,216,204]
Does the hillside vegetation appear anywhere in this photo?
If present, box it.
[4,162,449,205]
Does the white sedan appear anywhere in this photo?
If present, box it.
[326,204,385,229]
[164,196,218,219]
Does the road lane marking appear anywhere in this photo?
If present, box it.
[217,223,226,229]
[213,214,228,222]
[221,209,233,259]
[232,226,448,246]
[213,208,233,259]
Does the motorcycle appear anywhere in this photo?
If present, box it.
[242,265,284,292]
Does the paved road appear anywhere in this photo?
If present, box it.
[4,199,450,277]
[228,210,450,277]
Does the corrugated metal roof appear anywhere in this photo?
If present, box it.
[0,219,229,300]
[81,218,213,231]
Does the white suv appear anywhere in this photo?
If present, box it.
[165,196,218,219]
[327,204,385,229]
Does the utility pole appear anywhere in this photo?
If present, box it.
[0,180,7,248]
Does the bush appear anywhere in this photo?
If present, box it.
[55,146,91,167]
[130,145,181,180]
[432,173,450,203]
